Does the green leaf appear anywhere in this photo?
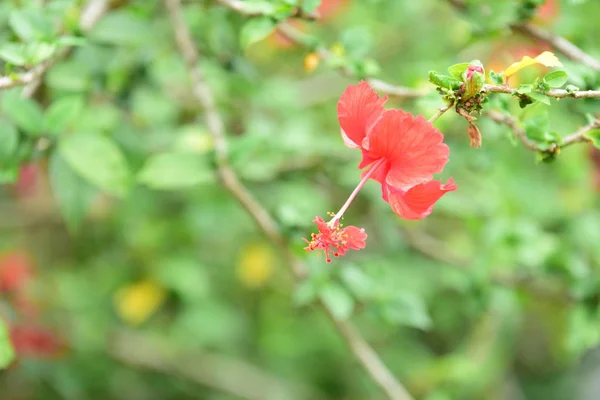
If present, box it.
[240,18,275,48]
[9,9,53,42]
[320,283,354,321]
[0,43,27,66]
[379,293,432,329]
[0,319,14,369]
[489,69,503,85]
[0,121,19,159]
[59,132,131,197]
[44,96,85,136]
[526,91,551,105]
[293,280,319,306]
[137,152,214,190]
[522,103,550,141]
[447,62,470,80]
[242,1,277,15]
[340,265,372,300]
[301,0,322,13]
[428,71,462,90]
[584,129,600,149]
[90,11,153,45]
[49,152,96,233]
[1,89,45,136]
[544,70,568,88]
[23,42,57,64]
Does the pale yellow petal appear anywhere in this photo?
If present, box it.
[504,51,562,78]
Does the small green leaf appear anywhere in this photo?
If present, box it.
[566,84,580,94]
[489,69,503,85]
[379,293,432,329]
[0,121,19,159]
[320,283,354,321]
[9,9,53,42]
[544,70,568,88]
[302,0,322,13]
[137,152,214,190]
[0,319,15,369]
[1,89,45,136]
[49,152,95,233]
[44,96,85,136]
[90,11,153,45]
[24,42,57,64]
[516,84,532,94]
[59,132,131,197]
[293,280,319,306]
[428,71,462,90]
[243,1,277,15]
[240,17,275,48]
[340,265,372,300]
[584,130,600,149]
[447,62,470,80]
[0,43,27,66]
[527,91,551,105]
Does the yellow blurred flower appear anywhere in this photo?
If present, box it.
[237,243,274,289]
[114,280,166,326]
[304,52,320,73]
[504,51,563,79]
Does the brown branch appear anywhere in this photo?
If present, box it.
[109,330,327,400]
[483,84,600,99]
[446,0,600,71]
[485,109,596,152]
[215,0,319,20]
[163,1,414,399]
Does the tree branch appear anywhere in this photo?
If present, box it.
[163,1,414,399]
[109,330,326,400]
[485,109,596,152]
[483,84,600,99]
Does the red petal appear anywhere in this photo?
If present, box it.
[384,178,457,220]
[338,81,386,148]
[366,110,450,190]
[341,225,367,250]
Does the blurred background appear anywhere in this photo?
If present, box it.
[1,0,600,399]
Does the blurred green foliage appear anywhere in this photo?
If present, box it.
[1,0,600,399]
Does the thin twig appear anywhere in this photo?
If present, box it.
[485,109,596,152]
[109,330,327,400]
[163,1,414,399]
[483,84,600,99]
[428,102,454,123]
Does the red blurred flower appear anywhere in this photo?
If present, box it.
[303,216,367,263]
[0,251,33,293]
[338,81,456,219]
[10,324,62,358]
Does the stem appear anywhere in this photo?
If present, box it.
[428,102,454,123]
[330,159,386,224]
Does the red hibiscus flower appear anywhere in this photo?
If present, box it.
[338,81,456,220]
[304,81,455,262]
[303,216,367,263]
